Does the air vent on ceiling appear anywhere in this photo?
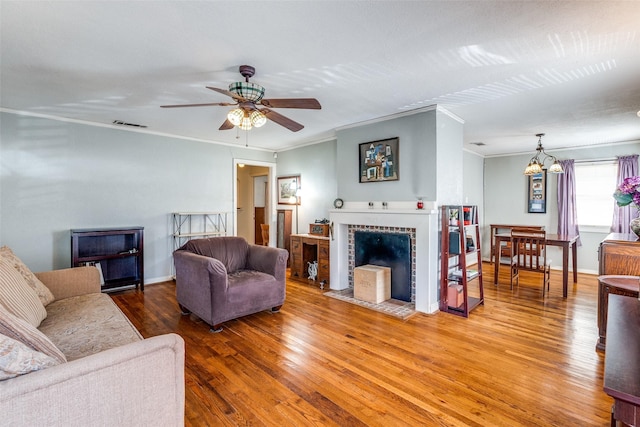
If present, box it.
[112,120,147,128]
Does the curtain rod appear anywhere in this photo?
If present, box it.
[574,157,618,164]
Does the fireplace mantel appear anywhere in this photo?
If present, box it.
[329,205,440,314]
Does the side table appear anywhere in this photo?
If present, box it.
[597,275,639,352]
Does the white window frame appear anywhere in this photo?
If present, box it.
[574,160,617,233]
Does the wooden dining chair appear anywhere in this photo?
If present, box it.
[260,224,269,246]
[511,228,551,296]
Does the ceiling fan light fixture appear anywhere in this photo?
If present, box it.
[250,110,267,127]
[239,116,253,131]
[227,108,244,126]
[229,82,265,102]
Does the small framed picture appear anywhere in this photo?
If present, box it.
[277,175,300,205]
[527,170,547,213]
[358,137,399,183]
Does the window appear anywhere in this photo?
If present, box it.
[574,161,617,228]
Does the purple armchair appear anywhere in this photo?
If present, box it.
[173,237,288,332]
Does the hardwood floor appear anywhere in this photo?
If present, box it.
[111,263,612,426]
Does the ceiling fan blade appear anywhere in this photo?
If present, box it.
[262,109,304,132]
[206,86,246,102]
[219,119,235,130]
[161,102,235,108]
[260,98,321,109]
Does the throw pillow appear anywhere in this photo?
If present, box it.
[0,304,66,364]
[0,333,60,380]
[0,257,48,328]
[0,246,55,306]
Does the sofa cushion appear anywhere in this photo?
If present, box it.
[0,257,47,328]
[0,305,66,364]
[39,293,142,361]
[0,333,60,380]
[0,246,55,306]
[180,237,248,273]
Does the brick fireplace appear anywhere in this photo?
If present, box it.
[329,202,440,314]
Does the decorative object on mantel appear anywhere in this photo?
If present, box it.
[333,198,344,209]
[613,175,640,238]
[359,137,399,183]
[523,133,564,175]
[417,198,424,210]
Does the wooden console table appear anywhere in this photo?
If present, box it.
[290,234,330,288]
[604,294,640,426]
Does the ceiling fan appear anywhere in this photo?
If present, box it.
[161,65,321,132]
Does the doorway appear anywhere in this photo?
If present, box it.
[233,160,275,245]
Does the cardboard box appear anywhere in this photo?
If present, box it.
[354,264,391,304]
[447,283,464,308]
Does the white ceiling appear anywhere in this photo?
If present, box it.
[2,1,640,156]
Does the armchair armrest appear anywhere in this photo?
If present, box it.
[0,333,185,426]
[247,245,288,280]
[35,266,101,301]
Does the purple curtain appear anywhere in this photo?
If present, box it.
[557,159,581,246]
[611,155,639,233]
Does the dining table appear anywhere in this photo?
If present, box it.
[493,232,579,297]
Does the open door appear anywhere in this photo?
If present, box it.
[233,160,275,244]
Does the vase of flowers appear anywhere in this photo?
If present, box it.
[613,176,640,238]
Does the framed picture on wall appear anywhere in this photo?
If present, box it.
[527,170,546,213]
[277,175,300,205]
[358,137,399,183]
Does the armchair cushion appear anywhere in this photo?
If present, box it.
[180,237,248,274]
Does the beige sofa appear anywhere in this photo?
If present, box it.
[0,250,185,426]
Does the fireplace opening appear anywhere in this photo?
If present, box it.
[354,231,412,302]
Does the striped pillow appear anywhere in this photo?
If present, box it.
[0,257,47,328]
[0,246,55,306]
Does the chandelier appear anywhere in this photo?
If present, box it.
[523,133,564,175]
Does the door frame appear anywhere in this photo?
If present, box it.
[232,158,276,245]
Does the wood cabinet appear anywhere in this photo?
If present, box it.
[71,227,144,292]
[598,233,640,276]
[440,206,484,317]
[596,233,640,351]
[290,234,330,288]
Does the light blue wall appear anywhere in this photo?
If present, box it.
[276,140,337,233]
[0,112,274,281]
[335,108,464,204]
[483,140,640,273]
[336,111,437,202]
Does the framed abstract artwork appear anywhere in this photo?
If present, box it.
[358,137,399,183]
